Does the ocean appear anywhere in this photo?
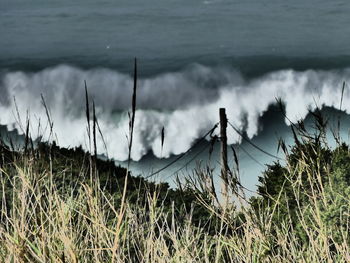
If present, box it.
[1,0,350,190]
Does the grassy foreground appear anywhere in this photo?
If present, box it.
[1,113,350,262]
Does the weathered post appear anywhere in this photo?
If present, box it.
[220,108,229,200]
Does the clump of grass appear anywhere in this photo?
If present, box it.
[1,109,350,262]
[0,154,213,262]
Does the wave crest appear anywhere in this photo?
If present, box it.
[0,64,349,161]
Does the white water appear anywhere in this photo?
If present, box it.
[1,64,349,161]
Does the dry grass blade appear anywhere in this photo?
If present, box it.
[161,126,165,156]
[84,80,91,146]
[12,96,25,134]
[112,58,138,261]
[128,57,137,165]
[84,80,93,179]
[95,118,108,159]
[231,145,239,175]
[24,115,30,156]
[40,94,54,140]
[92,101,97,159]
[340,81,346,110]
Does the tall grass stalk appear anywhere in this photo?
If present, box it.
[112,58,138,261]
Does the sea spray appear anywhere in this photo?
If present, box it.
[0,64,349,161]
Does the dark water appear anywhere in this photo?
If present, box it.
[2,0,350,74]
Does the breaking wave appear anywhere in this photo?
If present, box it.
[0,64,349,161]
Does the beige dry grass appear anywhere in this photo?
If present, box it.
[0,148,349,263]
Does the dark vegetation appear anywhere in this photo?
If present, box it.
[0,139,212,225]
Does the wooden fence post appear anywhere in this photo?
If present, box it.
[220,108,229,201]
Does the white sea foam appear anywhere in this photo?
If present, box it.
[0,64,349,161]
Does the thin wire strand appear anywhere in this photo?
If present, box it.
[227,120,282,160]
[144,123,219,179]
[238,145,266,168]
[144,120,267,195]
[165,142,211,180]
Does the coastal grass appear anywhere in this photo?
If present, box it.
[1,120,350,262]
